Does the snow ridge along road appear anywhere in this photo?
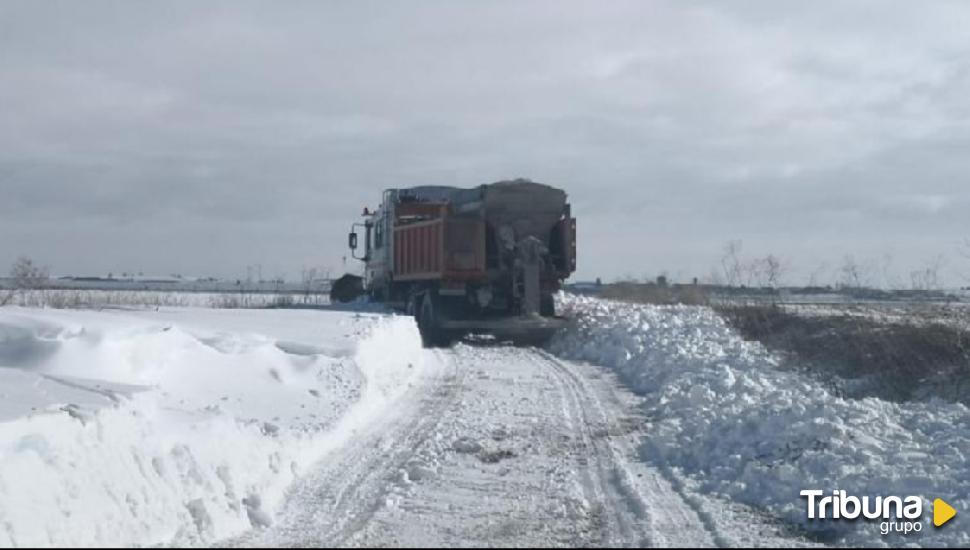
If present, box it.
[552,295,970,547]
[228,344,739,548]
[227,349,462,547]
[0,307,437,547]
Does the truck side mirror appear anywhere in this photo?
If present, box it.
[348,232,358,250]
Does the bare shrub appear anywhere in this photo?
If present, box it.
[716,242,787,289]
[44,291,84,309]
[747,254,787,288]
[209,293,247,309]
[909,255,946,291]
[720,240,744,287]
[838,255,863,289]
[3,256,50,306]
[717,304,970,403]
[270,294,295,308]
[763,254,785,288]
[301,267,318,302]
[11,256,49,289]
[3,285,321,310]
[207,292,308,309]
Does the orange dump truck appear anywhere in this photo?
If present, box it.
[343,179,576,346]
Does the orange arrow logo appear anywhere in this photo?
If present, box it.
[934,498,957,527]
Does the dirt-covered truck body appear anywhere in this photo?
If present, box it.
[345,179,576,345]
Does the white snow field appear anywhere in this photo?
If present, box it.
[2,295,966,548]
[551,295,970,547]
[0,306,438,547]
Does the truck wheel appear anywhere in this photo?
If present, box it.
[540,293,556,317]
[417,293,452,348]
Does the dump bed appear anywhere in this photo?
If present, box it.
[388,179,574,282]
[392,202,486,281]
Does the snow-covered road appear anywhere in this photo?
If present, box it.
[226,344,802,548]
[4,298,967,547]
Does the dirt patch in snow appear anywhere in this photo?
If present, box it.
[716,303,970,403]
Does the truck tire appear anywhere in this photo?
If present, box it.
[417,293,453,348]
[540,293,556,317]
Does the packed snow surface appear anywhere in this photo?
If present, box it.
[0,307,436,547]
[231,342,807,548]
[550,295,970,547]
[3,296,967,548]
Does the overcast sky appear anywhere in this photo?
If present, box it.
[2,1,969,286]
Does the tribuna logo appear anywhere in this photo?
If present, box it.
[800,490,924,535]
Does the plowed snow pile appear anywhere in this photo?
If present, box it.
[0,307,433,547]
[551,295,970,547]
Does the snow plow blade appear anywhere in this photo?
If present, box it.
[439,316,568,345]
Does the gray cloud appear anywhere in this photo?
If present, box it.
[2,1,969,285]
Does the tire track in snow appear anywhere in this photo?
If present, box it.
[223,349,462,548]
[533,349,649,546]
[540,349,821,548]
[222,343,730,548]
[340,344,626,547]
[536,350,731,547]
[327,350,465,547]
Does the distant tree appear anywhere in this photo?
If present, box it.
[929,255,945,290]
[839,255,863,289]
[910,255,945,291]
[741,253,785,289]
[746,257,764,287]
[762,254,786,288]
[11,256,48,290]
[960,238,970,282]
[878,254,903,289]
[301,267,320,304]
[2,256,49,306]
[720,240,744,287]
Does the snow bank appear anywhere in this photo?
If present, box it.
[551,295,970,547]
[0,307,432,547]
